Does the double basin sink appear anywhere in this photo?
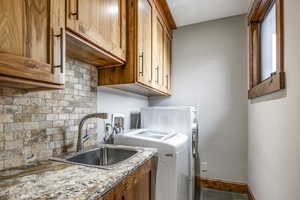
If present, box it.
[51,146,139,169]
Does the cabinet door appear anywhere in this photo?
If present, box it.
[163,31,171,94]
[153,12,164,90]
[137,0,153,86]
[67,0,126,61]
[134,170,151,200]
[100,159,156,200]
[101,190,115,200]
[0,0,65,85]
[116,170,151,200]
[114,183,126,200]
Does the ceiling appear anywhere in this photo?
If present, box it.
[167,0,252,27]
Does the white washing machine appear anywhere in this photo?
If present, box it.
[114,129,189,200]
[141,106,199,200]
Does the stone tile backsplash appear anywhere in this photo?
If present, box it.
[0,58,98,170]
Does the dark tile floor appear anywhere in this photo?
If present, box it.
[200,188,249,200]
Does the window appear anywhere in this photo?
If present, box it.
[261,3,277,81]
[248,0,285,99]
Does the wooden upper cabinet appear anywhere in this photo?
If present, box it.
[137,0,154,86]
[0,0,65,90]
[66,0,126,67]
[98,0,175,96]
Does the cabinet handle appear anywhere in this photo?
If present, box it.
[139,52,144,76]
[155,66,159,83]
[165,153,173,157]
[166,75,169,89]
[52,28,64,74]
[70,0,79,19]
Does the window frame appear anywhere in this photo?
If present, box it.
[248,0,285,99]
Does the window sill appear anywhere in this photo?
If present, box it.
[248,72,285,99]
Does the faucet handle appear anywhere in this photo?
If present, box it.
[82,134,90,143]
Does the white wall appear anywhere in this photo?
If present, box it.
[248,0,300,199]
[149,15,248,183]
[97,87,149,139]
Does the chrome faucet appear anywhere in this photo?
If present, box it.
[77,113,108,152]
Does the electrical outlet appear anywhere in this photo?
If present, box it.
[201,162,208,173]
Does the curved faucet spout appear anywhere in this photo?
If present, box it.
[77,113,108,152]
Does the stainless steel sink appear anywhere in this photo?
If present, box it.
[51,146,139,169]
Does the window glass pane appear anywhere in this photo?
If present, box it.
[261,4,277,81]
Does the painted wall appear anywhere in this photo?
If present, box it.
[97,87,149,139]
[149,15,248,182]
[248,0,300,199]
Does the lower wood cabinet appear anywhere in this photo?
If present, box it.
[100,158,157,200]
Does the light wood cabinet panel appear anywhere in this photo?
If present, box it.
[137,0,153,86]
[0,0,65,90]
[163,31,171,94]
[66,0,126,66]
[153,12,165,90]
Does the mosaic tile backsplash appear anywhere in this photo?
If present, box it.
[0,58,99,170]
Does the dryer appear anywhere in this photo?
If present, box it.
[115,129,189,200]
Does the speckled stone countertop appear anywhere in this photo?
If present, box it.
[0,145,157,200]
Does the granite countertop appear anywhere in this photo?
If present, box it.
[0,145,157,200]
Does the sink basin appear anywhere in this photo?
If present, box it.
[51,146,139,169]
